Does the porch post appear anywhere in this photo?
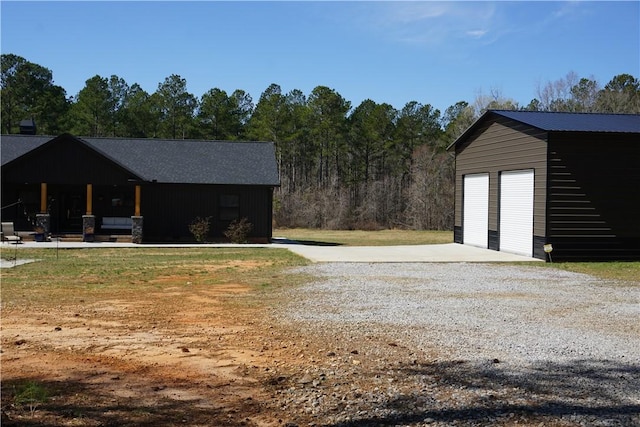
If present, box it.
[40,183,47,213]
[83,183,95,242]
[86,184,93,215]
[36,182,50,241]
[131,185,143,244]
[135,185,141,216]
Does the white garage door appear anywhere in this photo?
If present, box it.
[463,173,489,248]
[500,170,534,256]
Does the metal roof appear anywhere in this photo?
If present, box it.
[492,110,640,133]
[1,134,280,186]
[447,110,640,152]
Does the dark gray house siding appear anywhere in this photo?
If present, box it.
[141,184,274,242]
[1,134,279,242]
[450,110,640,261]
[1,134,138,185]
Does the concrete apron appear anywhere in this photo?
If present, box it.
[283,243,543,263]
[4,241,542,263]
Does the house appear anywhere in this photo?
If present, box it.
[1,133,280,242]
[447,110,640,261]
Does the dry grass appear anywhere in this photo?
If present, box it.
[274,228,453,246]
[1,247,308,307]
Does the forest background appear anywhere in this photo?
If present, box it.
[2,53,639,230]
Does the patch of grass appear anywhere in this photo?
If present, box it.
[13,381,50,415]
[274,228,453,246]
[548,261,640,283]
[1,247,309,309]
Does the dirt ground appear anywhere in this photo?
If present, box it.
[1,265,316,427]
[3,261,430,427]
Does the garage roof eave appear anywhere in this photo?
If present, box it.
[446,110,495,153]
[446,110,640,153]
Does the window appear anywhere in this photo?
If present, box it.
[219,194,239,221]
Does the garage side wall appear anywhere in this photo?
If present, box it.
[547,133,640,260]
[454,117,547,255]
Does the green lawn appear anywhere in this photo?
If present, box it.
[544,261,640,283]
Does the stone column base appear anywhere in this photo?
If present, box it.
[131,216,143,244]
[35,214,50,241]
[83,215,96,242]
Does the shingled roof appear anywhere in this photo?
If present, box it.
[1,134,280,186]
[448,110,640,151]
[1,134,53,164]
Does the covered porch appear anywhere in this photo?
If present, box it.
[2,182,143,242]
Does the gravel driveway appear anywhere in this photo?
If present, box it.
[272,263,640,426]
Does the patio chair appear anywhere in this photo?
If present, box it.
[1,222,22,243]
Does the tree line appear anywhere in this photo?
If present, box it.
[2,54,639,230]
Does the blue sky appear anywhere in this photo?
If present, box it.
[2,1,638,113]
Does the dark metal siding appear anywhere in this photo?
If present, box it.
[2,136,136,185]
[533,235,549,261]
[547,133,640,260]
[140,184,273,242]
[454,117,548,242]
[453,226,462,244]
[488,230,499,251]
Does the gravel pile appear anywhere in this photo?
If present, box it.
[268,263,640,426]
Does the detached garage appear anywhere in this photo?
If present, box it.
[448,110,640,261]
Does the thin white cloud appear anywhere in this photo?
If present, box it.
[551,1,583,20]
[385,2,450,23]
[507,1,588,41]
[350,1,501,48]
[467,29,489,39]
